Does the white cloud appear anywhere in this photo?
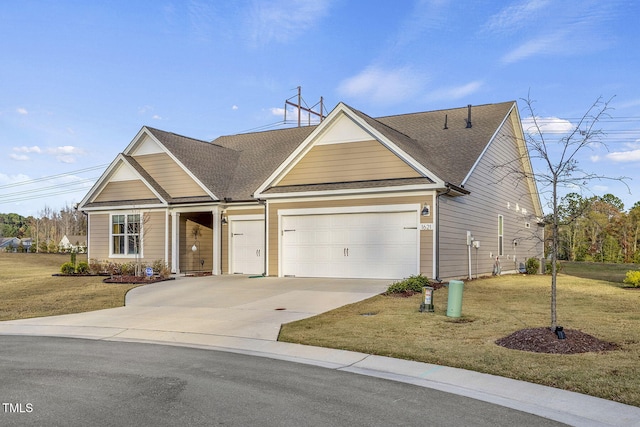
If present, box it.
[247,0,332,45]
[489,2,617,64]
[10,154,30,161]
[56,155,77,164]
[485,0,551,33]
[43,146,86,163]
[0,172,30,185]
[152,115,162,120]
[338,66,427,105]
[16,107,28,115]
[427,81,484,102]
[48,146,85,155]
[605,150,640,163]
[270,107,285,117]
[521,116,574,134]
[501,32,567,64]
[13,146,42,154]
[232,105,239,110]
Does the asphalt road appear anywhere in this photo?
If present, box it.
[0,336,565,427]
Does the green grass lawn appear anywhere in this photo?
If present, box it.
[0,252,137,321]
[560,261,638,284]
[279,273,640,407]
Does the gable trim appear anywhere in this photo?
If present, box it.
[461,102,515,187]
[127,127,219,201]
[79,154,169,209]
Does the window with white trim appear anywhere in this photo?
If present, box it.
[498,215,504,256]
[111,214,141,256]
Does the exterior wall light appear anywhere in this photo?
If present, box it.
[421,204,430,216]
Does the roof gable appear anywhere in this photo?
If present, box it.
[254,103,437,197]
[80,155,167,209]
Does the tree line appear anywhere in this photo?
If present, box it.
[0,204,87,253]
[552,193,640,263]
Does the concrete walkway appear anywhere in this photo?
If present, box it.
[1,275,638,426]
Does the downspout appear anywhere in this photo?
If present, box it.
[435,185,452,282]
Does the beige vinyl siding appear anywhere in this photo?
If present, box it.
[141,211,166,262]
[277,140,421,186]
[135,153,208,198]
[94,180,158,203]
[221,207,264,274]
[88,213,109,260]
[87,211,167,264]
[438,111,543,279]
[267,194,433,278]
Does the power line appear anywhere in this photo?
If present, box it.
[0,177,98,200]
[0,164,109,190]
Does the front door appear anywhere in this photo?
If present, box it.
[230,219,265,275]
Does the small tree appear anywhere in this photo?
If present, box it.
[509,95,628,330]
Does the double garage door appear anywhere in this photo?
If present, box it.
[281,210,418,279]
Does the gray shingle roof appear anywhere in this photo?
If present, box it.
[139,101,514,202]
[145,127,240,199]
[373,101,514,185]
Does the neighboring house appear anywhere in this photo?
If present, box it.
[59,235,87,253]
[78,101,544,280]
[1,237,20,252]
[19,238,32,252]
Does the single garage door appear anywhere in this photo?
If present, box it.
[281,211,418,279]
[230,219,265,275]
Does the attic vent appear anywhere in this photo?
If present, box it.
[465,104,472,128]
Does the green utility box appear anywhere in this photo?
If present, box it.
[446,280,464,318]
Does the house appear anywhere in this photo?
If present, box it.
[19,238,32,252]
[78,101,544,280]
[1,237,21,252]
[59,235,87,253]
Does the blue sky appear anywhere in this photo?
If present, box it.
[1,0,639,217]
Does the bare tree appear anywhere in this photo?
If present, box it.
[497,95,629,329]
[521,95,628,330]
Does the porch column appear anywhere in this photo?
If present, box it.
[212,207,221,275]
[164,209,170,270]
[171,211,180,274]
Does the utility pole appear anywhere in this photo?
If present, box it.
[284,86,326,127]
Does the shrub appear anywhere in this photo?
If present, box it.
[60,262,76,274]
[525,258,540,275]
[623,270,640,288]
[151,259,165,274]
[546,261,562,274]
[88,259,103,274]
[76,262,90,274]
[105,262,122,276]
[385,274,430,294]
[120,262,136,276]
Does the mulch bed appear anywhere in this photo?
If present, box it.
[102,276,174,284]
[496,327,619,354]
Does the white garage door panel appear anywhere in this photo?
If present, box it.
[281,211,418,279]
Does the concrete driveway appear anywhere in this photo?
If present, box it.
[0,275,390,343]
